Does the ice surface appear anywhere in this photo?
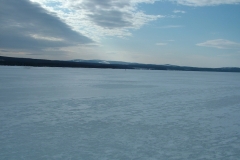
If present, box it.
[0,66,240,159]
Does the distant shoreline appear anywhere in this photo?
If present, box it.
[0,56,240,72]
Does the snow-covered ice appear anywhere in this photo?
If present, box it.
[0,66,240,159]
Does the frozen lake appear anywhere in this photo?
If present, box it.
[1,66,240,160]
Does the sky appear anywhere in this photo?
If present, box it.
[1,0,240,67]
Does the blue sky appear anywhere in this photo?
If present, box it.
[1,0,240,67]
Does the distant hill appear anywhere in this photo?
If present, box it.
[0,56,240,72]
[70,59,139,65]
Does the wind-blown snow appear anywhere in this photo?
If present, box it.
[0,66,240,159]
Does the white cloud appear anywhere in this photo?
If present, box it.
[30,34,64,41]
[156,43,167,46]
[196,39,240,49]
[159,25,184,28]
[29,0,164,40]
[173,10,186,13]
[171,0,240,6]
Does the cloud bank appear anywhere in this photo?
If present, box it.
[29,0,164,40]
[0,0,92,53]
[171,0,240,6]
[197,39,240,49]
